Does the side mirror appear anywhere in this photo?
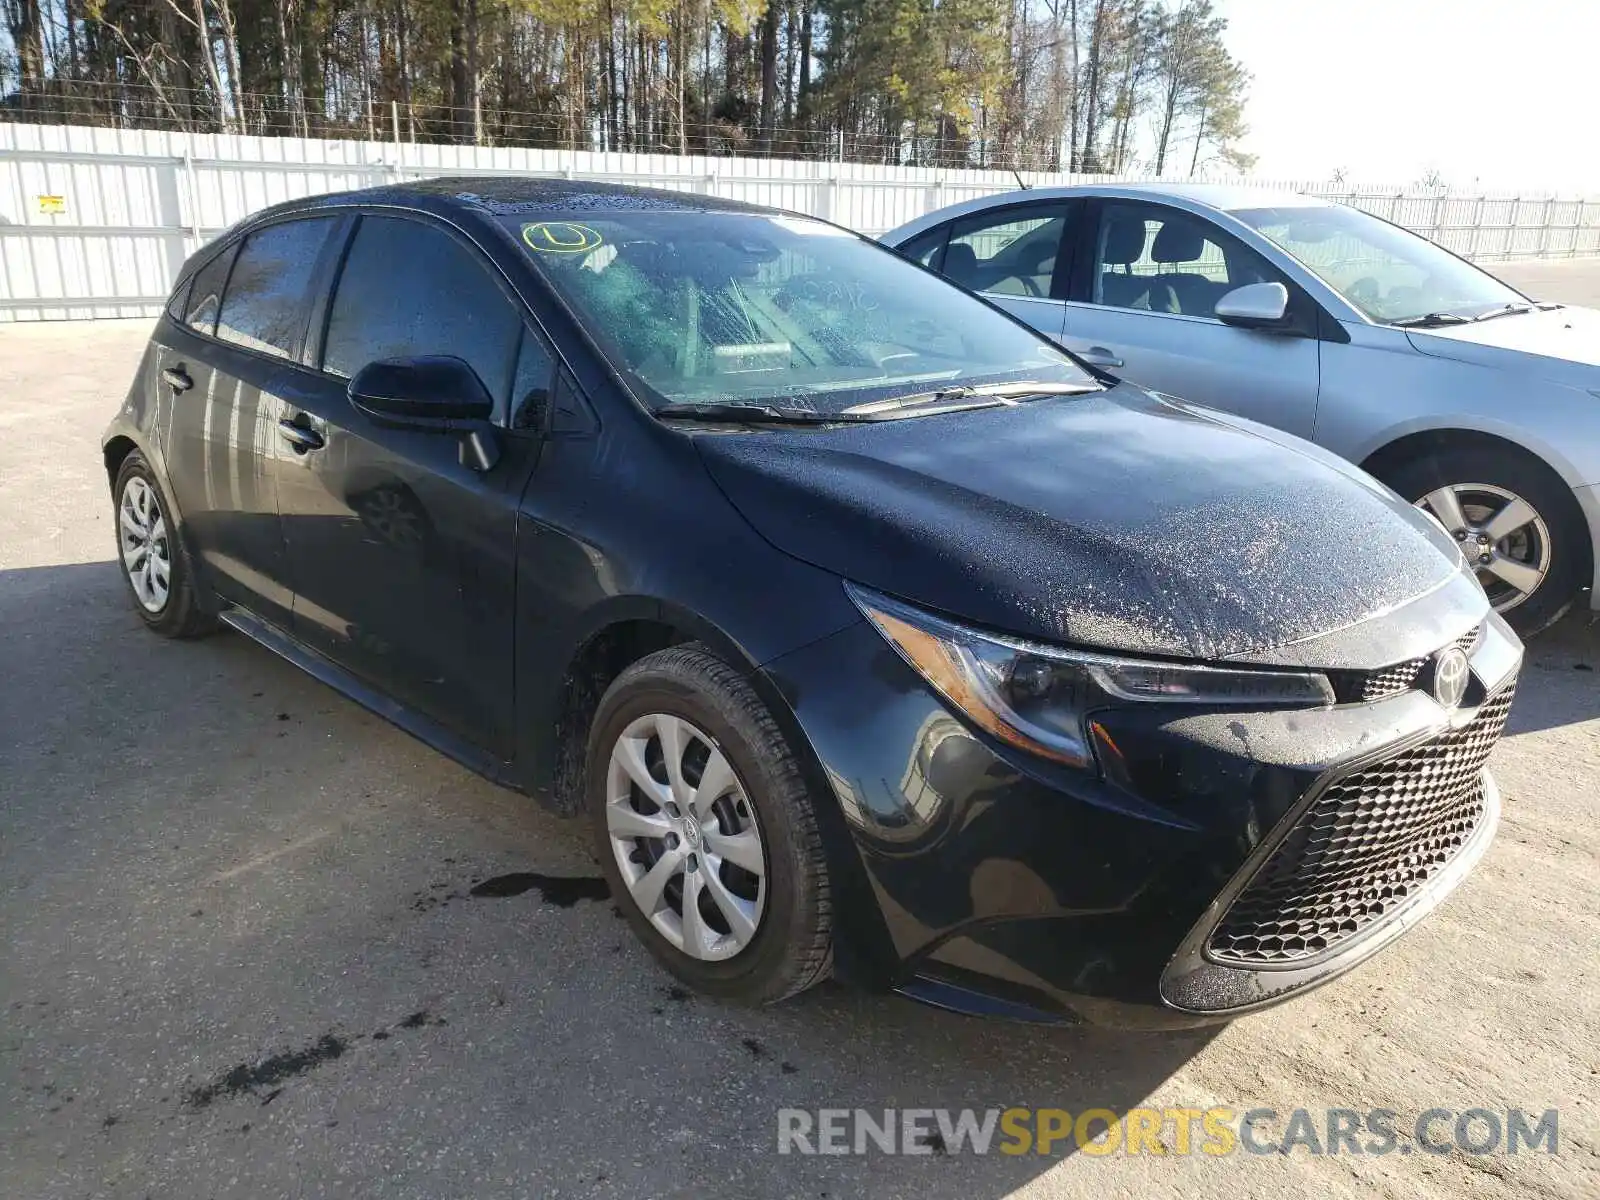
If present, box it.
[1214,282,1290,329]
[348,355,501,471]
[348,355,494,431]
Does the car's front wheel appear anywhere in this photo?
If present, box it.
[586,644,832,1004]
[1385,444,1588,636]
[113,450,212,637]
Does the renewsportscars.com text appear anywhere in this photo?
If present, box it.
[776,1106,1559,1157]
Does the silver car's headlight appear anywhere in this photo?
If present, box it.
[846,583,1334,768]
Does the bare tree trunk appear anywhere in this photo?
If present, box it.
[177,0,231,130]
[470,0,483,144]
[448,0,470,141]
[1188,97,1209,174]
[758,2,778,152]
[1065,0,1079,171]
[676,1,687,153]
[11,0,46,107]
[396,0,412,140]
[275,0,301,137]
[1080,0,1109,171]
[782,1,796,128]
[211,0,245,131]
[797,4,812,127]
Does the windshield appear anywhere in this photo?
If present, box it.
[506,211,1092,414]
[1232,204,1526,324]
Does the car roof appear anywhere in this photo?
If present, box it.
[932,181,1332,213]
[249,175,780,225]
[1083,182,1331,212]
[879,181,1333,245]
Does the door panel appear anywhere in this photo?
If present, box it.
[277,214,548,756]
[274,370,535,754]
[1062,304,1321,436]
[1064,200,1321,438]
[987,294,1068,342]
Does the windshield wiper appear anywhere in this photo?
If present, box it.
[653,402,876,424]
[1391,312,1471,328]
[841,380,1101,416]
[1472,302,1538,322]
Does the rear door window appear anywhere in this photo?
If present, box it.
[215,219,338,358]
[321,215,523,421]
[942,205,1073,297]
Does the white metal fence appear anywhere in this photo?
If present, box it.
[2,121,1597,321]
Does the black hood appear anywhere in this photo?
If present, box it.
[694,384,1473,663]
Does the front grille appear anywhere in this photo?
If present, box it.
[1329,626,1484,704]
[1207,681,1514,967]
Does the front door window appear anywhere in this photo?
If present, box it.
[1091,202,1281,317]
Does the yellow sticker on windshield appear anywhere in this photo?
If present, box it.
[522,221,603,254]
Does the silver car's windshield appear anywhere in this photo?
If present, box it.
[507,212,1093,414]
[1233,205,1526,324]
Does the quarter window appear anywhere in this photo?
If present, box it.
[1091,202,1280,317]
[182,243,237,336]
[509,327,555,431]
[941,206,1071,298]
[322,216,523,421]
[895,227,948,270]
[215,219,336,358]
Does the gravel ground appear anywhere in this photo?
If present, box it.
[2,286,1597,1198]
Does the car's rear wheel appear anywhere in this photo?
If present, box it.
[113,450,213,638]
[1384,445,1587,636]
[586,644,831,1004]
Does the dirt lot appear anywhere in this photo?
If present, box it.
[2,270,1597,1198]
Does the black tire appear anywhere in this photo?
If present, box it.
[586,644,832,1004]
[112,450,214,638]
[1380,443,1588,637]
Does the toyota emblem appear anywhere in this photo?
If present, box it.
[1432,646,1471,709]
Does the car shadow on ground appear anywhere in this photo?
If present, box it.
[2,559,1221,1196]
[1503,608,1600,736]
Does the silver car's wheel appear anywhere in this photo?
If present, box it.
[118,475,172,613]
[1416,482,1551,614]
[605,711,767,962]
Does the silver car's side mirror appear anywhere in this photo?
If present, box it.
[1214,282,1290,328]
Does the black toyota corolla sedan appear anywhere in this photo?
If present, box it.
[103,178,1520,1026]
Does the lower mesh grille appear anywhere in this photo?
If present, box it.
[1207,681,1514,966]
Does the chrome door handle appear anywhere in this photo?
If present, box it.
[162,365,193,392]
[278,418,325,452]
[1079,347,1124,369]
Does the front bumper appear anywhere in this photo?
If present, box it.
[762,612,1521,1027]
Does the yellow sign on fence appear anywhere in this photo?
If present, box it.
[36,194,66,215]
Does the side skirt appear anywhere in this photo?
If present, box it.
[219,607,523,792]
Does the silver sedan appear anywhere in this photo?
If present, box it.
[883,184,1600,634]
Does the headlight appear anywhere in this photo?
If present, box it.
[846,583,1334,768]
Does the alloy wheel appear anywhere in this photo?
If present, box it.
[118,475,171,613]
[605,712,767,961]
[1415,482,1551,614]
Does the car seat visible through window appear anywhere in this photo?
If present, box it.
[1097,216,1175,311]
[1148,220,1229,316]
